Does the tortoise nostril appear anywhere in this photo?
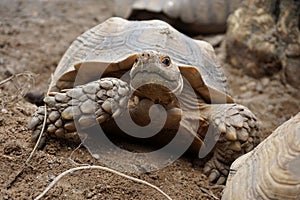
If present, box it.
[147,53,150,57]
[142,53,145,57]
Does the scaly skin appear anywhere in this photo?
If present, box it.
[29,77,131,148]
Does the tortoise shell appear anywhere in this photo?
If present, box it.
[113,0,243,35]
[51,17,233,103]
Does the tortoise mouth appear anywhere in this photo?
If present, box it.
[130,71,183,97]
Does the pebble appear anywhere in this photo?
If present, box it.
[1,108,8,114]
[256,82,263,93]
[261,77,270,86]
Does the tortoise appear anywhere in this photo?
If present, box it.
[223,112,300,199]
[28,17,259,184]
[113,0,243,35]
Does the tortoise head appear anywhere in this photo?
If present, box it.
[129,51,183,104]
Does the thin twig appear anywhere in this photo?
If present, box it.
[34,165,172,200]
[27,74,54,161]
[0,75,15,86]
[67,137,89,166]
[200,187,219,200]
[6,74,53,188]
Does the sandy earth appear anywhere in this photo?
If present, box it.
[0,0,299,199]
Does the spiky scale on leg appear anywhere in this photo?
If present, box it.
[201,103,260,184]
[28,78,131,147]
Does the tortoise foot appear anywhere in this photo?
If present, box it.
[203,103,260,183]
[28,77,130,147]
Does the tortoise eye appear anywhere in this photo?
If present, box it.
[162,57,171,66]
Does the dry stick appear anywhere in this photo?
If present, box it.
[34,165,172,200]
[6,74,53,188]
[0,71,35,86]
[199,187,219,200]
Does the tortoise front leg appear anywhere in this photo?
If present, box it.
[199,103,260,184]
[28,78,130,148]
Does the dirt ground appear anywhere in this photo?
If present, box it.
[0,0,299,199]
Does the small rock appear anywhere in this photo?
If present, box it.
[261,77,270,87]
[1,108,8,114]
[239,85,247,92]
[246,81,256,89]
[256,82,263,93]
